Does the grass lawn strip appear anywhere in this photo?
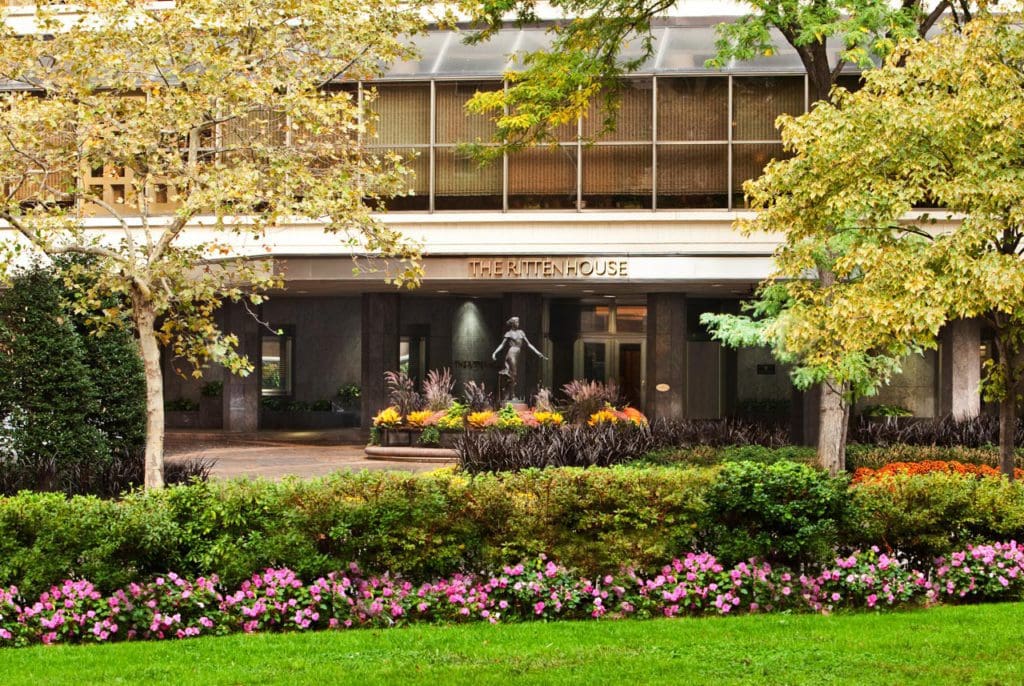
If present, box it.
[1,603,1020,685]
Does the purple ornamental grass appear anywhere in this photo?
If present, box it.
[0,542,1022,648]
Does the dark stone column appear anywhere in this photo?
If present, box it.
[645,293,686,420]
[940,318,981,419]
[548,299,581,395]
[502,293,544,403]
[361,293,401,431]
[222,301,261,433]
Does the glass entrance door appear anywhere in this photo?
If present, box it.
[574,338,646,410]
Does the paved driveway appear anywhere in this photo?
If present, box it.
[166,430,448,480]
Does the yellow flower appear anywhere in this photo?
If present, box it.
[467,411,497,429]
[372,406,402,428]
[405,410,434,427]
[588,409,619,426]
[534,411,564,426]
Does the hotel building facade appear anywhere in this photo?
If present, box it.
[1,5,983,436]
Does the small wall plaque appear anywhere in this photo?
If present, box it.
[756,364,776,375]
[655,383,670,392]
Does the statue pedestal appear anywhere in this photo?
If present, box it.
[508,402,529,411]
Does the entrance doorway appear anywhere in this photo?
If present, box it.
[574,337,646,410]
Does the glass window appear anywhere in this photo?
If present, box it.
[582,144,653,209]
[656,144,728,209]
[583,341,607,381]
[261,330,294,396]
[508,146,577,209]
[657,77,728,141]
[367,83,430,146]
[615,305,647,333]
[434,148,502,210]
[732,76,805,141]
[582,79,653,142]
[581,305,611,332]
[435,81,502,144]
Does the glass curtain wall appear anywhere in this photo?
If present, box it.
[366,74,814,212]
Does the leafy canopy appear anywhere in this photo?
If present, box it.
[0,0,428,374]
[714,13,1024,404]
[460,0,937,152]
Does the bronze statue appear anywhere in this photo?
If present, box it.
[492,316,547,403]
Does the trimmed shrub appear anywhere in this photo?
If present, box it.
[0,466,716,596]
[701,461,848,567]
[841,472,1024,566]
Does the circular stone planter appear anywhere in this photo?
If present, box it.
[364,445,458,463]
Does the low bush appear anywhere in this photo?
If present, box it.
[850,414,1023,448]
[852,461,1024,483]
[3,464,1024,599]
[457,424,655,472]
[3,542,1024,647]
[0,445,211,498]
[0,449,212,499]
[842,472,1024,566]
[648,418,789,449]
[638,444,818,467]
[701,461,848,567]
[846,443,1024,470]
[0,466,716,596]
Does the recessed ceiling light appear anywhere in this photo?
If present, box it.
[603,294,616,298]
[710,284,723,288]
[437,290,449,294]
[582,289,595,294]
[554,284,567,288]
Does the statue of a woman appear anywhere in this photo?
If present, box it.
[492,316,547,402]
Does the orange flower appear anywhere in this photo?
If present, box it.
[852,460,1024,484]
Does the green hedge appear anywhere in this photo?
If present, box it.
[844,472,1024,564]
[0,466,716,595]
[3,463,1024,596]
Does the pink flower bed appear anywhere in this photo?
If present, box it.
[1,543,1022,648]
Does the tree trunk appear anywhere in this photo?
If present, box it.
[999,394,1016,480]
[818,379,848,476]
[132,296,165,489]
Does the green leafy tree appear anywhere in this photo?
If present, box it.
[721,13,1024,477]
[462,0,964,473]
[0,0,429,488]
[0,269,111,490]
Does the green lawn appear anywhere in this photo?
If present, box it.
[3,604,1021,685]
